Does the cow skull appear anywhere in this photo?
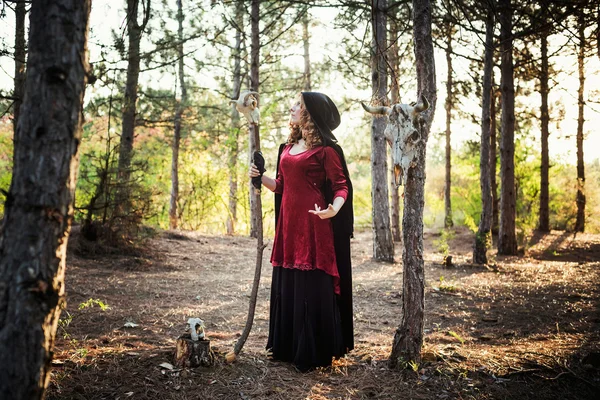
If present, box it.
[361,95,429,186]
[230,90,260,125]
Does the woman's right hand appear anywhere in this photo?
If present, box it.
[249,163,261,178]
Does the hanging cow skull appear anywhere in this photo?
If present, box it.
[361,95,429,186]
[230,90,260,125]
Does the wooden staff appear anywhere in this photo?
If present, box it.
[226,103,266,363]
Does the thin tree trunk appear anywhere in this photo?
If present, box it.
[226,0,244,235]
[473,7,494,265]
[170,0,186,230]
[574,12,586,232]
[249,0,261,238]
[444,20,453,228]
[497,0,517,255]
[597,3,600,60]
[389,14,401,243]
[117,0,151,210]
[390,0,436,367]
[491,85,499,235]
[12,0,26,144]
[370,0,394,262]
[0,1,91,398]
[302,11,311,91]
[538,31,550,232]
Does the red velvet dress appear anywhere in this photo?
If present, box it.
[270,144,348,294]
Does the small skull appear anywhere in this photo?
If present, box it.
[230,90,260,125]
[187,318,205,341]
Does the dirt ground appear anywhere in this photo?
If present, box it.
[47,226,600,400]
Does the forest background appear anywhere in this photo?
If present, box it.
[0,0,599,243]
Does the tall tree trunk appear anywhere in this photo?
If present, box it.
[574,12,586,232]
[597,3,600,60]
[389,14,401,243]
[370,0,394,262]
[538,31,550,232]
[226,0,244,235]
[390,0,436,367]
[491,85,499,235]
[444,20,453,228]
[12,0,26,144]
[473,7,494,265]
[248,0,261,238]
[497,0,517,255]
[117,0,151,210]
[170,0,186,230]
[302,11,311,91]
[0,1,90,398]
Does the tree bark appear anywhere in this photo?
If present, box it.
[538,31,550,232]
[175,335,214,368]
[574,11,586,232]
[444,19,453,229]
[117,0,151,210]
[473,6,494,265]
[0,1,90,398]
[12,0,26,144]
[497,0,517,255]
[390,0,436,367]
[226,0,244,235]
[249,0,261,238]
[170,0,186,230]
[388,14,401,243]
[302,11,311,91]
[491,84,499,235]
[370,0,394,262]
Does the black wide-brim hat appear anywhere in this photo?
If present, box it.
[301,92,340,146]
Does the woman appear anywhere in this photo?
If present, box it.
[249,92,354,371]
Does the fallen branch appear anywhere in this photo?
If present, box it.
[534,371,569,381]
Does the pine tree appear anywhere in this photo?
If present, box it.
[0,1,91,397]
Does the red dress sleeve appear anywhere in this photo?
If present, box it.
[323,146,348,201]
[274,169,284,194]
[274,147,285,194]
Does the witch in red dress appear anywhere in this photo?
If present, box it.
[250,92,354,371]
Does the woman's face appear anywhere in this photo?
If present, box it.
[289,100,302,125]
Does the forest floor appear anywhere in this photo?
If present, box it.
[47,226,600,400]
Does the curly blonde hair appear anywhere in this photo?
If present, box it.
[287,96,322,149]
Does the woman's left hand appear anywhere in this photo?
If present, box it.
[309,203,338,219]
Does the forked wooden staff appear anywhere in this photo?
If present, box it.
[226,91,266,363]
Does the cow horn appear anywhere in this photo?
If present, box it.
[361,102,392,116]
[413,95,429,113]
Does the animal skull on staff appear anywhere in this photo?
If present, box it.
[231,90,260,125]
[226,90,266,363]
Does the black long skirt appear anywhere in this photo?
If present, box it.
[266,267,347,370]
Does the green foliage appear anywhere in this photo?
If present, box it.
[438,276,458,293]
[57,311,73,340]
[447,330,465,345]
[433,229,455,256]
[425,136,600,235]
[78,298,110,311]
[0,121,12,215]
[393,356,420,372]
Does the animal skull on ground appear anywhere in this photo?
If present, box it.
[361,95,429,186]
[187,318,205,341]
[230,90,260,125]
